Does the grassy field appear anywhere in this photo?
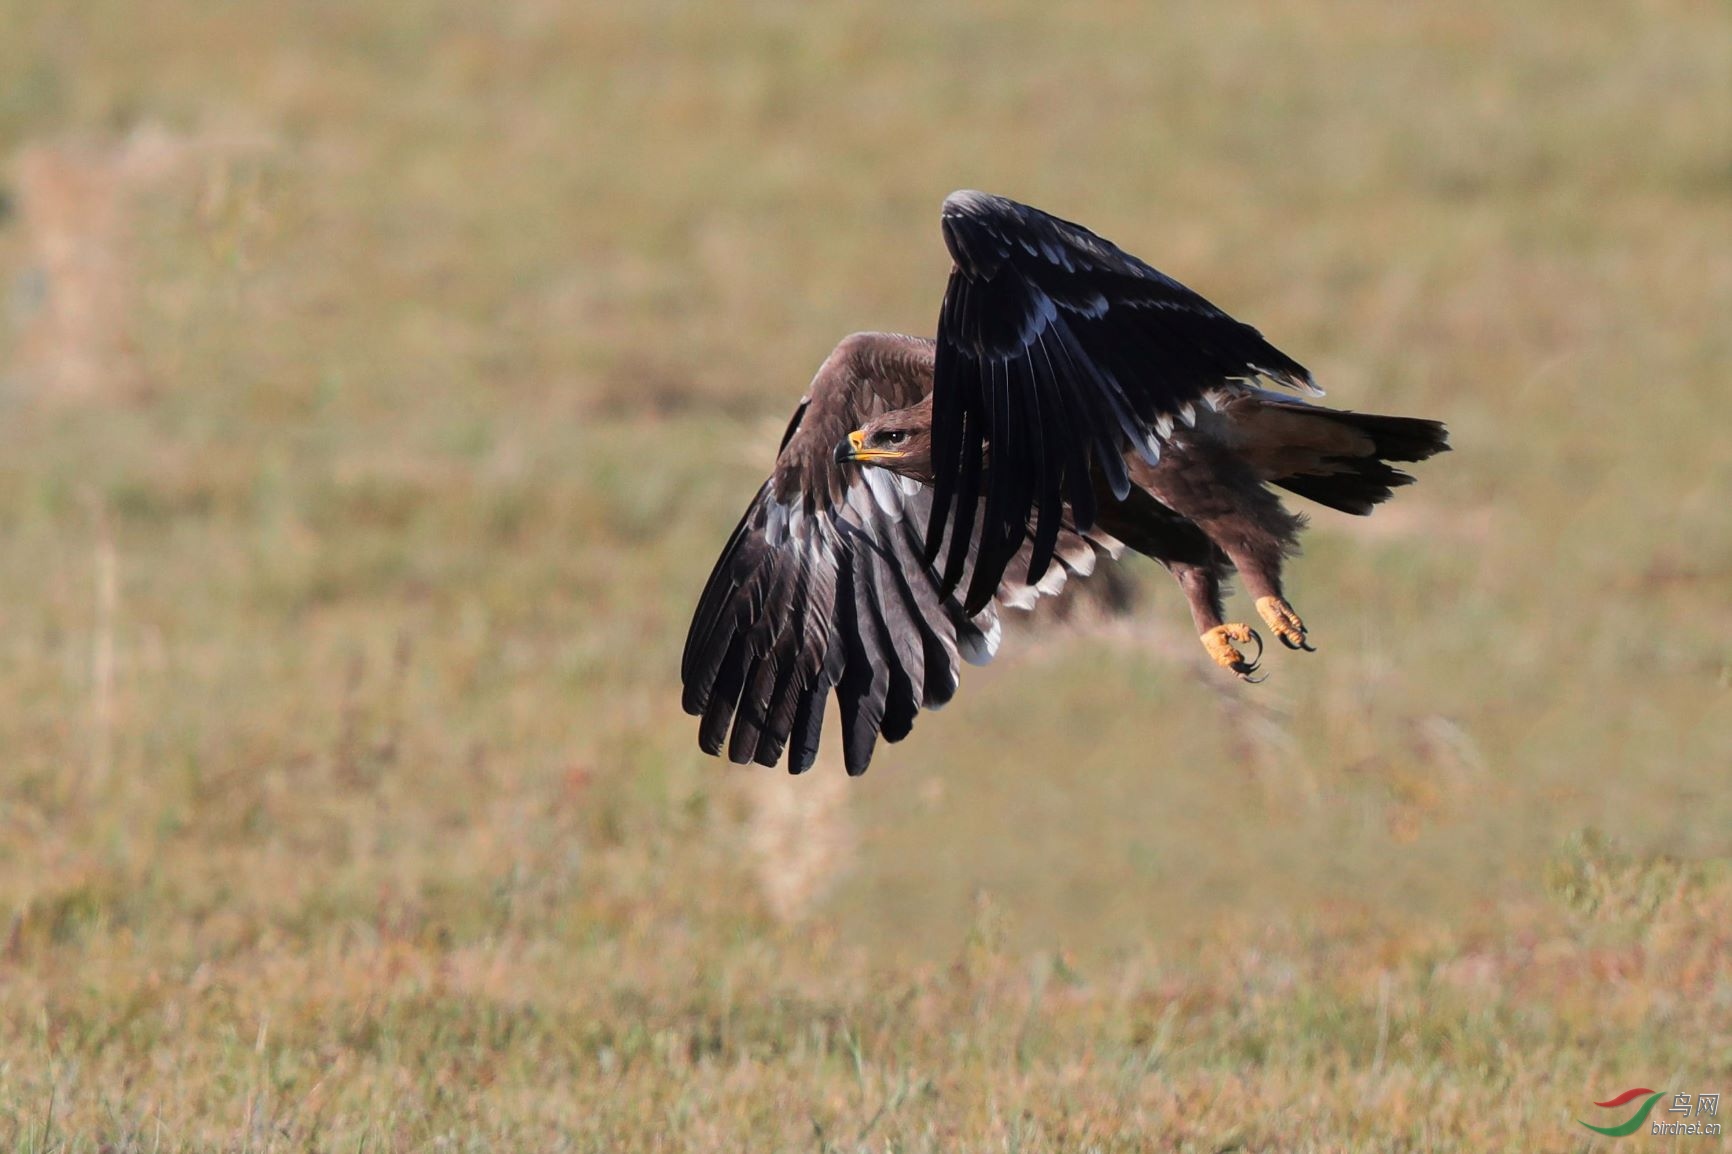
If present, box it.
[0,0,1728,1149]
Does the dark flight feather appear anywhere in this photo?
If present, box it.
[925,190,1316,613]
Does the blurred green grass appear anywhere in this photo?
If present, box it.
[0,0,1727,1148]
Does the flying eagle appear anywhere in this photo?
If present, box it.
[682,191,1448,775]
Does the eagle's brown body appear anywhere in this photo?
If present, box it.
[847,336,1448,671]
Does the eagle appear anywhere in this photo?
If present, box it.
[682,191,1448,775]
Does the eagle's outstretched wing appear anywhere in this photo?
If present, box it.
[927,190,1317,613]
[682,332,1113,775]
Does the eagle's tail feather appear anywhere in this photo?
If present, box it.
[1265,408,1450,516]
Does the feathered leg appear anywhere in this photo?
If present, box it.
[1139,443,1314,653]
[1202,509,1313,652]
[1091,472,1266,680]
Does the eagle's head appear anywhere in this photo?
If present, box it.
[834,396,935,485]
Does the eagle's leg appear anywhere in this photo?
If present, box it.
[1223,553,1311,652]
[1192,481,1313,653]
[1172,562,1262,680]
[1214,542,1311,652]
[1140,444,1313,654]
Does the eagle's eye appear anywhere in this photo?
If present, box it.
[878,429,908,447]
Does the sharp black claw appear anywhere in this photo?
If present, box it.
[1228,629,1266,682]
[1300,638,1316,653]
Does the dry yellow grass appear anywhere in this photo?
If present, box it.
[0,0,1727,1149]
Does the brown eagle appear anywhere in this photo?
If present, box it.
[683,191,1448,775]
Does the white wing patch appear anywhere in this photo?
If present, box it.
[995,536,1118,615]
[761,494,839,561]
[957,610,1002,666]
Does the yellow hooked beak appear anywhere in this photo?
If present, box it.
[835,429,903,465]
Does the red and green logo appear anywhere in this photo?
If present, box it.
[1581,1088,1665,1137]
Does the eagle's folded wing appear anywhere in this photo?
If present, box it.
[927,190,1316,613]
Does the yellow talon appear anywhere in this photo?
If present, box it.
[1255,596,1313,651]
[1201,623,1263,680]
